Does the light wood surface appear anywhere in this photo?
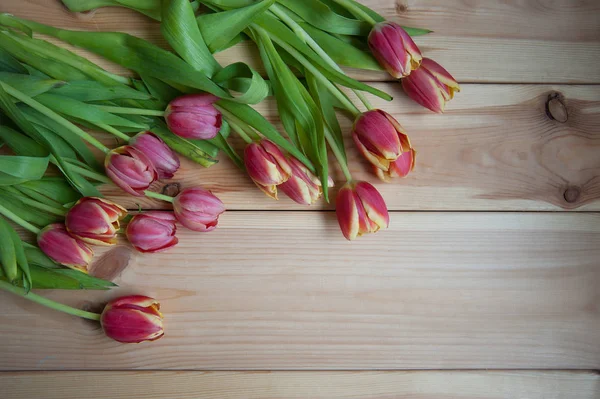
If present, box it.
[0,0,599,397]
[1,212,599,370]
[2,0,600,83]
[96,83,600,211]
[0,371,598,399]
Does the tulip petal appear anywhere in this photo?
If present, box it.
[101,307,164,343]
[336,186,360,240]
[355,182,390,231]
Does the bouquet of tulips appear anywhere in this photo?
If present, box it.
[0,0,458,343]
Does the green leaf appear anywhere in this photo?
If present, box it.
[340,0,385,23]
[29,265,117,290]
[0,72,64,97]
[19,176,81,205]
[140,74,181,106]
[0,47,28,74]
[212,62,270,105]
[161,0,221,76]
[50,80,151,102]
[151,122,218,167]
[197,0,275,53]
[7,224,32,290]
[0,155,49,185]
[0,190,62,226]
[60,0,162,20]
[299,23,382,71]
[0,217,18,282]
[208,121,244,169]
[276,0,370,36]
[23,243,60,269]
[0,125,47,157]
[0,15,232,99]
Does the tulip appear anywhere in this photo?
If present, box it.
[244,140,292,199]
[280,157,330,205]
[173,187,226,232]
[37,224,94,272]
[65,197,127,246]
[375,145,416,182]
[126,212,178,253]
[336,181,390,241]
[401,57,460,113]
[368,21,422,78]
[165,93,222,140]
[105,145,158,196]
[351,110,406,169]
[130,132,180,179]
[101,295,164,344]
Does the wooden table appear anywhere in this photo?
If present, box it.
[1,1,599,398]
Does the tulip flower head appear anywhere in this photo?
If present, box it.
[401,57,460,113]
[126,212,178,253]
[165,93,222,140]
[101,295,164,344]
[173,187,226,232]
[280,157,332,206]
[105,145,158,197]
[244,139,292,199]
[37,224,94,272]
[336,181,390,241]
[65,197,127,246]
[130,132,180,179]
[368,21,422,78]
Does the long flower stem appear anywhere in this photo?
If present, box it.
[94,123,132,142]
[63,161,112,184]
[144,191,175,203]
[0,203,41,234]
[324,126,353,182]
[270,4,374,111]
[215,105,258,143]
[228,120,256,144]
[0,82,110,154]
[331,0,377,25]
[93,105,165,117]
[0,280,101,321]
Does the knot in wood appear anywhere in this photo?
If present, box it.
[563,186,581,204]
[545,92,568,123]
[162,182,181,197]
[395,1,408,13]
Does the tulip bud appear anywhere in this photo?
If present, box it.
[336,181,390,241]
[126,212,178,253]
[37,224,93,272]
[280,157,329,205]
[244,140,292,199]
[375,147,416,182]
[173,187,226,232]
[65,197,127,246]
[130,132,180,179]
[105,145,158,197]
[401,57,460,113]
[101,295,164,344]
[368,21,422,78]
[165,93,222,140]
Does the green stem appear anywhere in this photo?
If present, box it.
[93,105,165,117]
[331,0,377,25]
[0,203,41,235]
[0,280,102,321]
[263,31,361,117]
[144,191,175,203]
[94,123,132,142]
[0,82,110,154]
[324,126,353,182]
[62,160,112,184]
[215,105,259,143]
[4,187,67,216]
[270,4,373,111]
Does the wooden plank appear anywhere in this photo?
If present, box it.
[1,0,599,83]
[96,83,600,211]
[1,212,598,370]
[0,370,598,399]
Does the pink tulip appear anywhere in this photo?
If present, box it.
[352,110,415,179]
[173,187,226,232]
[336,181,390,241]
[368,21,422,78]
[375,148,416,182]
[130,132,180,179]
[101,295,164,344]
[126,212,178,253]
[244,140,292,199]
[65,197,127,246]
[401,57,460,113]
[165,94,222,139]
[105,145,158,196]
[280,157,330,205]
[37,224,94,273]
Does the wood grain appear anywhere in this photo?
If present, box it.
[1,0,599,83]
[0,371,598,399]
[96,84,600,212]
[1,212,599,370]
